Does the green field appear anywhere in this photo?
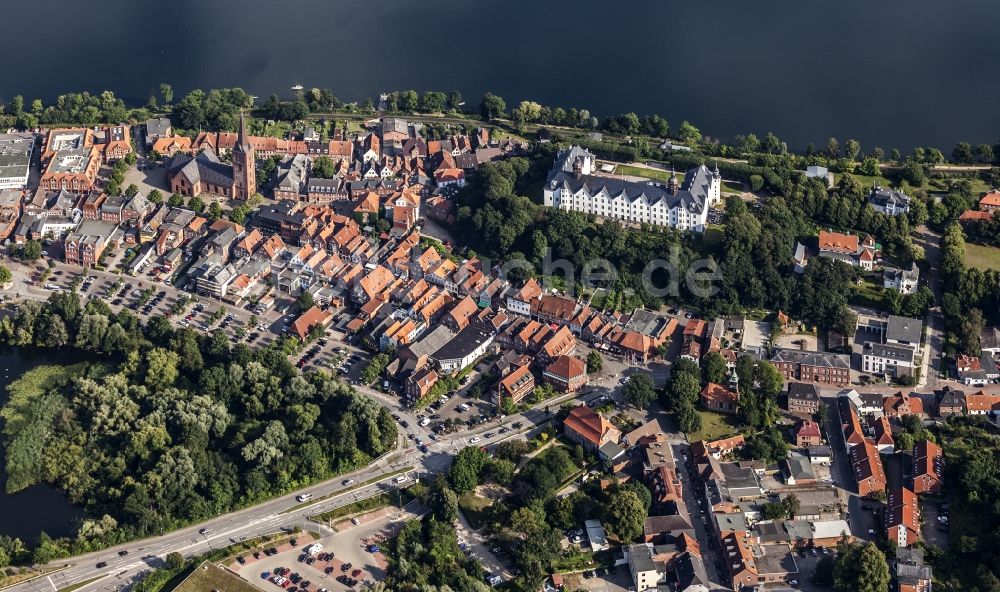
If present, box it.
[614,164,673,183]
[964,242,1000,271]
[173,562,259,592]
[687,410,742,442]
[458,492,493,529]
[722,181,744,194]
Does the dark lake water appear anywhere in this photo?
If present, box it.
[2,0,999,152]
[0,347,84,543]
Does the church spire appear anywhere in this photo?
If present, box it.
[236,110,250,154]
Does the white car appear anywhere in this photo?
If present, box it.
[394,475,409,484]
[470,436,481,443]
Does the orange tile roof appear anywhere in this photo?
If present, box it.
[980,191,1000,208]
[515,278,543,302]
[960,209,993,222]
[291,306,332,340]
[700,382,739,406]
[499,364,534,398]
[796,420,821,439]
[818,230,859,254]
[966,391,1000,412]
[913,440,942,486]
[887,486,920,543]
[564,405,615,448]
[542,325,576,358]
[545,355,587,381]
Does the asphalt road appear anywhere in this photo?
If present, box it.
[4,376,599,592]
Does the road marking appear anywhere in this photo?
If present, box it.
[46,576,56,592]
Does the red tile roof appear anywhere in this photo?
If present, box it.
[545,355,587,381]
[564,405,615,448]
[818,230,859,254]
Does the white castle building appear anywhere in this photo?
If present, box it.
[542,146,721,232]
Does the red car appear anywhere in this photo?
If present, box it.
[351,570,361,578]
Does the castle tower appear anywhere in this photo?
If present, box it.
[233,111,256,200]
[710,160,722,205]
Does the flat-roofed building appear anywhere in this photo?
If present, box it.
[0,133,36,190]
[39,147,101,192]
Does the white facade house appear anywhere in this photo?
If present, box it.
[884,263,920,294]
[542,147,720,233]
[869,185,911,216]
[0,133,35,190]
[862,342,917,378]
[626,544,664,592]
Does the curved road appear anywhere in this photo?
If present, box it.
[4,386,595,592]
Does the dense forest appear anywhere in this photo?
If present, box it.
[929,417,1000,590]
[0,293,396,567]
[940,223,1000,355]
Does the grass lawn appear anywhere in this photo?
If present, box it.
[964,242,1000,271]
[310,488,415,524]
[850,278,887,308]
[702,224,725,249]
[615,164,673,183]
[57,576,106,592]
[174,562,260,592]
[458,492,493,530]
[722,180,744,194]
[687,410,742,442]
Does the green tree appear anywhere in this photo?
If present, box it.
[480,92,506,121]
[144,347,179,390]
[677,120,701,144]
[159,83,173,105]
[604,489,646,542]
[833,541,890,592]
[398,90,419,112]
[0,265,11,285]
[312,156,336,179]
[165,551,184,570]
[623,372,656,408]
[21,240,42,261]
[207,201,223,222]
[297,290,315,312]
[420,91,446,113]
[586,350,603,374]
[147,189,163,205]
[229,204,251,224]
[702,351,729,384]
[754,360,785,398]
[449,446,489,494]
[902,160,927,186]
[678,402,702,434]
[188,196,205,213]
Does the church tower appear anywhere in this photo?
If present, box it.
[233,111,256,200]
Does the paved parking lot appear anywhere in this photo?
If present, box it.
[559,568,632,592]
[921,499,949,548]
[232,507,417,592]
